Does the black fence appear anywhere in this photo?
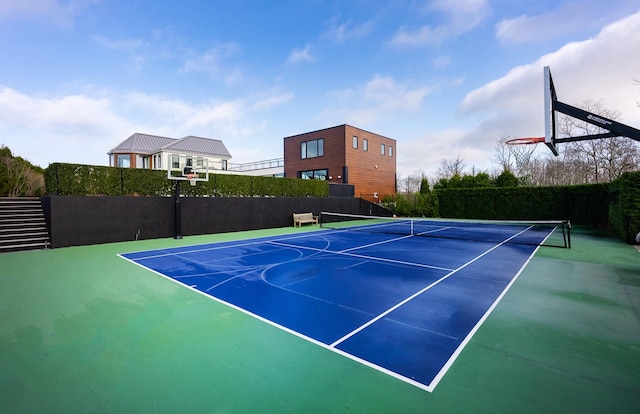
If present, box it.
[41,196,389,248]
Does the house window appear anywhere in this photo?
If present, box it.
[352,136,358,149]
[171,154,180,170]
[363,139,368,151]
[381,144,385,155]
[388,146,393,157]
[141,156,150,169]
[117,154,130,168]
[301,138,324,159]
[221,160,227,170]
[184,157,194,174]
[299,169,328,180]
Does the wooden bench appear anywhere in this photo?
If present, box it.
[293,212,318,227]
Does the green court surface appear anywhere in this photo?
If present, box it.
[1,226,639,413]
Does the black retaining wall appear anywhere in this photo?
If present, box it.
[41,196,389,248]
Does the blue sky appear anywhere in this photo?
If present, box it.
[1,0,639,179]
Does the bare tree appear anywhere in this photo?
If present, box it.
[558,99,640,183]
[399,170,425,194]
[437,156,466,179]
[491,137,514,172]
[0,147,45,197]
[3,157,30,196]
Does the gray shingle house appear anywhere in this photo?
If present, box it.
[108,133,232,172]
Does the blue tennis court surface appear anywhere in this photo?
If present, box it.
[120,223,553,391]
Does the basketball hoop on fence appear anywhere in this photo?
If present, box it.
[505,137,545,181]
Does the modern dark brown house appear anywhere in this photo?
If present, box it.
[284,124,396,201]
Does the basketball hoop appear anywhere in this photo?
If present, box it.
[186,173,198,186]
[505,137,545,184]
[505,137,545,146]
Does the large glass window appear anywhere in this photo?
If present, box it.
[388,146,393,157]
[299,169,328,180]
[117,154,130,168]
[314,169,327,180]
[301,138,324,159]
[363,139,368,151]
[380,144,385,155]
[352,136,358,149]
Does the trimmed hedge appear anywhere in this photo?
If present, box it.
[608,171,640,244]
[435,177,640,243]
[44,163,328,198]
[436,183,610,225]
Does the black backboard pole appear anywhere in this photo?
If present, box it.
[553,100,640,143]
[174,181,182,239]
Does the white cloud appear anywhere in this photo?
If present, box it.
[253,93,294,111]
[93,35,146,52]
[496,13,567,44]
[286,44,315,65]
[0,86,133,166]
[0,0,96,27]
[0,87,123,133]
[432,55,451,69]
[495,0,640,44]
[0,85,294,167]
[390,0,491,47]
[181,42,244,84]
[399,128,484,178]
[462,11,640,123]
[398,11,640,178]
[323,15,375,43]
[93,35,151,70]
[322,75,430,126]
[363,75,428,112]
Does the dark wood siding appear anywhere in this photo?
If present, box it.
[284,124,396,201]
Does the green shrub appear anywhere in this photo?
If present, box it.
[609,172,640,243]
[44,163,328,198]
[435,184,609,224]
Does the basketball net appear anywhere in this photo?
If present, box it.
[186,173,198,186]
[506,137,544,181]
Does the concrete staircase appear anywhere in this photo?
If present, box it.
[0,198,51,253]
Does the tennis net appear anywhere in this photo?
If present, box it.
[319,212,571,248]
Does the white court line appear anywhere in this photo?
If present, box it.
[118,224,544,393]
[414,226,453,236]
[267,240,454,272]
[338,233,413,253]
[328,225,534,348]
[122,231,336,260]
[427,224,556,390]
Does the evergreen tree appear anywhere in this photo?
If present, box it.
[494,169,519,187]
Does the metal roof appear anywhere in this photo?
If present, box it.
[108,133,176,155]
[162,136,232,158]
[108,133,232,159]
